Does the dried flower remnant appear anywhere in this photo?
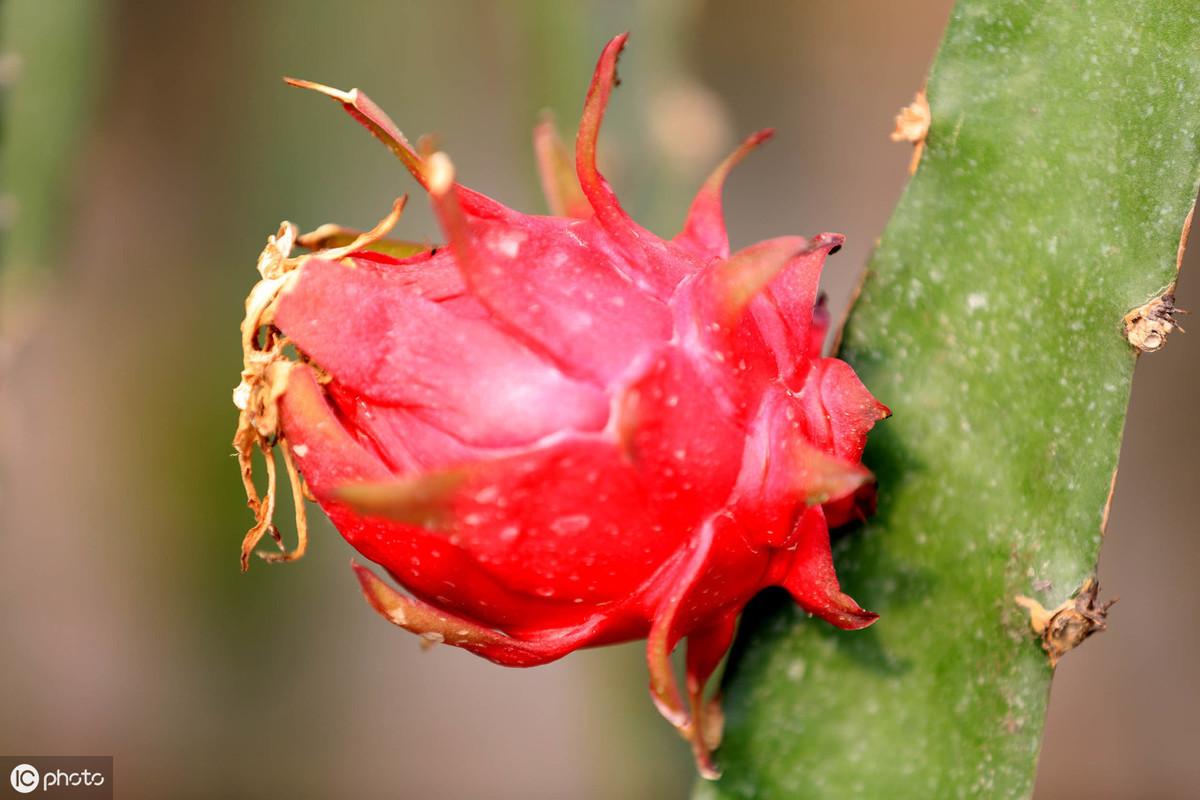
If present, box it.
[1123,292,1186,352]
[231,33,889,777]
[1015,578,1117,667]
[891,89,930,175]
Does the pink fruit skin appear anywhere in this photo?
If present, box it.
[248,33,889,776]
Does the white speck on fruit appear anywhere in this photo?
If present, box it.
[473,485,500,504]
[550,514,590,535]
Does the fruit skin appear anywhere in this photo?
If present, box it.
[233,33,889,777]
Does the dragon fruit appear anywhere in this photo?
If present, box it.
[233,33,889,777]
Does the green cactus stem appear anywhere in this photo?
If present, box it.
[702,1,1200,797]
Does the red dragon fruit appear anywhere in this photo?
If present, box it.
[233,33,889,777]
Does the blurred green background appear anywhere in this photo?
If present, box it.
[2,2,1196,798]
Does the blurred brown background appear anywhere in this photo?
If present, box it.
[1,2,1195,798]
